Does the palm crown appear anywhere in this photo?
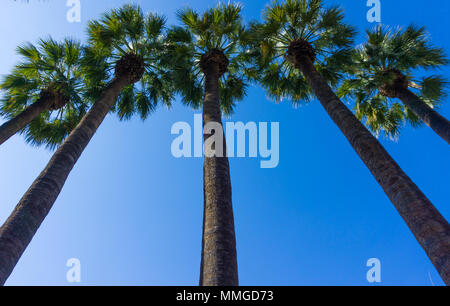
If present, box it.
[339,25,449,138]
[165,3,250,115]
[249,0,356,104]
[87,4,173,121]
[0,38,96,149]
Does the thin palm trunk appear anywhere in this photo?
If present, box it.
[297,54,450,285]
[0,97,53,146]
[199,68,239,286]
[0,76,129,285]
[397,87,450,144]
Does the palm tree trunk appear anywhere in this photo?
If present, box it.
[0,76,129,285]
[397,87,450,144]
[296,54,450,285]
[0,97,53,146]
[199,69,239,286]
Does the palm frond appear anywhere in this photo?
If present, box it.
[250,0,355,106]
[341,24,449,138]
[166,3,250,112]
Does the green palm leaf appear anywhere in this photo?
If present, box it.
[340,24,448,138]
[165,3,250,113]
[0,38,101,149]
[246,0,356,105]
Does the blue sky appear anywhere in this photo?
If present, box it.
[0,0,449,286]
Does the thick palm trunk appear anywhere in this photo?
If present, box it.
[397,87,450,144]
[0,97,53,146]
[199,69,239,286]
[0,76,129,285]
[297,54,450,285]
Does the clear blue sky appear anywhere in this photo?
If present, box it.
[0,0,448,286]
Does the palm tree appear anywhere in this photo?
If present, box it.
[0,38,95,147]
[339,25,450,142]
[165,3,249,286]
[251,0,450,284]
[0,4,173,285]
